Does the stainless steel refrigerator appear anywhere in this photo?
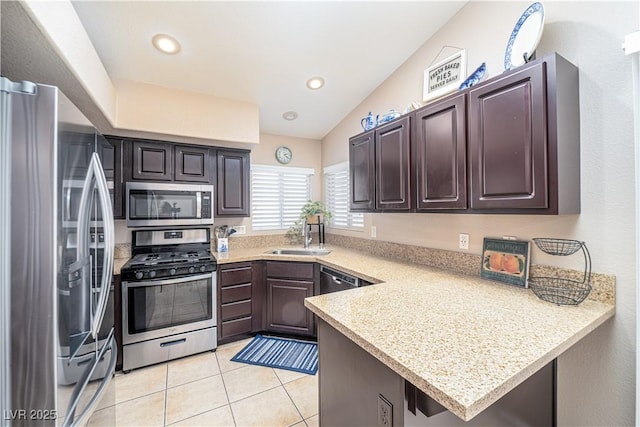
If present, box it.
[0,77,116,426]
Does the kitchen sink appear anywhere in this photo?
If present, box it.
[267,248,332,256]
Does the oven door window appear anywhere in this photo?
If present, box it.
[128,190,199,220]
[127,278,212,334]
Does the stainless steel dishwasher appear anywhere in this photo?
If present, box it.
[319,265,373,294]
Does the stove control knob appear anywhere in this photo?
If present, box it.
[189,266,195,274]
[135,271,144,280]
[169,268,176,276]
[149,270,156,279]
[199,265,206,273]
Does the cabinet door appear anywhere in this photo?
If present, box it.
[60,130,95,179]
[216,149,250,216]
[266,279,314,336]
[414,94,467,210]
[104,137,124,218]
[131,140,173,181]
[375,116,412,211]
[349,131,375,211]
[468,61,548,209]
[175,145,214,183]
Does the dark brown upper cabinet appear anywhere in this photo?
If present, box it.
[103,136,124,219]
[375,116,412,211]
[468,53,580,214]
[175,145,214,183]
[413,93,467,211]
[216,149,251,217]
[349,131,376,211]
[131,140,173,181]
[348,52,579,215]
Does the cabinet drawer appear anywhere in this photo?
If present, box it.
[221,317,252,338]
[266,262,314,280]
[221,300,252,321]
[221,283,252,304]
[219,266,252,287]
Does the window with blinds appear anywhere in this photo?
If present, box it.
[324,162,364,229]
[251,165,314,230]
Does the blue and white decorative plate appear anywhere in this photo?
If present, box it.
[459,63,487,90]
[504,2,545,70]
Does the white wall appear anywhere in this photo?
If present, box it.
[321,2,638,425]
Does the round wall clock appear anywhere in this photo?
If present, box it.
[275,145,292,164]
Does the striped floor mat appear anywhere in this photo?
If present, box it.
[230,334,318,375]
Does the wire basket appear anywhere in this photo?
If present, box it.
[529,238,592,306]
[532,238,583,256]
[529,277,592,305]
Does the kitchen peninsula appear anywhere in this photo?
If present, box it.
[298,246,614,425]
[210,243,615,424]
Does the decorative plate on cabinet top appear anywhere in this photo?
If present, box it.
[504,2,545,71]
[459,62,487,90]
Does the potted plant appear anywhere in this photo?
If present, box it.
[286,200,332,244]
[300,200,332,225]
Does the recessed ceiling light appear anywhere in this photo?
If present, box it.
[306,77,325,90]
[152,34,181,55]
[282,111,298,121]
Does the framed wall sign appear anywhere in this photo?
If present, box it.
[423,49,467,102]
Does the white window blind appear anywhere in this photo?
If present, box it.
[324,162,364,229]
[251,165,314,230]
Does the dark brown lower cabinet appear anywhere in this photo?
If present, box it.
[217,261,318,343]
[265,261,317,337]
[113,274,123,371]
[266,278,314,336]
[218,261,263,343]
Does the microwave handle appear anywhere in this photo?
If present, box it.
[77,153,115,340]
[196,191,202,218]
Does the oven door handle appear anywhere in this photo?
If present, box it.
[78,152,115,340]
[123,272,214,288]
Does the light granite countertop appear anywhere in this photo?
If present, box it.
[212,245,615,421]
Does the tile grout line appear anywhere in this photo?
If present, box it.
[216,348,238,426]
[280,376,306,427]
[163,362,169,427]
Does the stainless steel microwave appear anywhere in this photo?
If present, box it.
[126,182,214,227]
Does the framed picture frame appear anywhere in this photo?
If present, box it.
[480,238,531,288]
[423,49,467,103]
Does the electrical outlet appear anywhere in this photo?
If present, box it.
[229,225,246,235]
[371,226,377,238]
[377,394,393,427]
[459,233,469,250]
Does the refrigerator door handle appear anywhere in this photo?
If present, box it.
[89,153,115,339]
[62,329,117,427]
[77,152,114,340]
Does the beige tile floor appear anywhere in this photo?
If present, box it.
[88,338,319,427]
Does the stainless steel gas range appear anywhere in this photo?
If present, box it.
[120,228,217,372]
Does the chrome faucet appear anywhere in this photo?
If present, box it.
[301,219,312,248]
